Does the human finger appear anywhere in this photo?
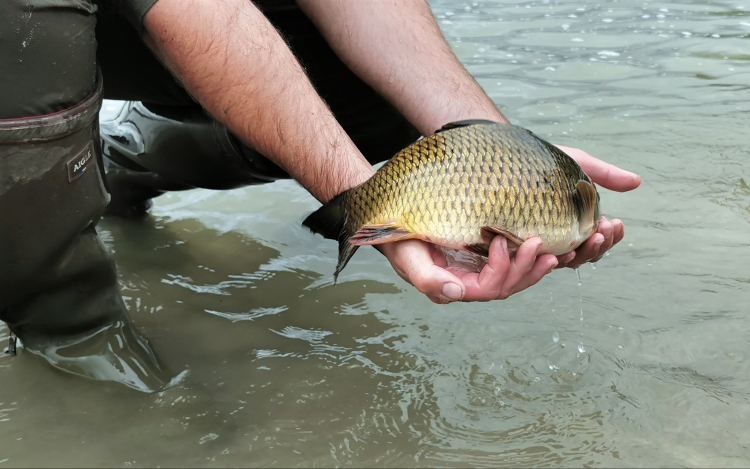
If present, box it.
[566,232,604,270]
[591,218,614,262]
[556,145,641,192]
[590,218,622,263]
[460,236,512,301]
[495,237,543,299]
[555,251,576,269]
[610,219,625,245]
[504,254,558,297]
[564,217,612,269]
[379,240,466,303]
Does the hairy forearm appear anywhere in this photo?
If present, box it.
[142,0,374,203]
[297,0,508,136]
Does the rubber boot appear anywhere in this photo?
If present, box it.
[0,79,170,392]
[100,101,288,216]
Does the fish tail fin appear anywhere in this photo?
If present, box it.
[303,193,358,283]
[575,179,600,233]
[334,239,359,285]
[303,193,346,241]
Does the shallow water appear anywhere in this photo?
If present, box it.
[3,0,750,466]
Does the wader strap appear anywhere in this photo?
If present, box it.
[0,73,103,144]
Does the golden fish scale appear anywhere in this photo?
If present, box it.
[345,124,587,252]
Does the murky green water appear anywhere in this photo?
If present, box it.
[3,0,750,466]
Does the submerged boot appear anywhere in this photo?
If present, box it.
[0,80,170,392]
[100,101,288,217]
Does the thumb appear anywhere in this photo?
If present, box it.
[380,240,466,303]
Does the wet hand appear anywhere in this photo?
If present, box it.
[555,216,623,269]
[378,236,558,304]
[556,145,641,192]
[554,145,640,268]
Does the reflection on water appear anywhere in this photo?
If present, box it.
[2,0,750,467]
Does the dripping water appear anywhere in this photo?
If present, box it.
[576,268,585,355]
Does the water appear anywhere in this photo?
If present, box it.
[2,0,750,466]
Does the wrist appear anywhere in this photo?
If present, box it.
[307,147,376,204]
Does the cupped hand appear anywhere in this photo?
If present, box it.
[378,236,558,304]
[554,145,641,269]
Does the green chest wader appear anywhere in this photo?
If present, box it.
[0,78,170,392]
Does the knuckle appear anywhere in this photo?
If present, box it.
[495,290,511,300]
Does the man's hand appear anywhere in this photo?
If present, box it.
[379,237,558,304]
[377,149,640,303]
[554,145,641,269]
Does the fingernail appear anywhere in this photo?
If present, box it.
[501,237,508,254]
[441,283,463,301]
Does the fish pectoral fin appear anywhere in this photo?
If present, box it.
[436,119,500,134]
[465,244,490,257]
[464,227,524,257]
[575,179,599,231]
[480,226,525,246]
[349,222,414,246]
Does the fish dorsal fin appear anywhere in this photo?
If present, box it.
[575,180,600,232]
[349,222,414,246]
[436,119,500,134]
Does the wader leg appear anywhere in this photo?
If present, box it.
[100,101,288,217]
[0,81,169,392]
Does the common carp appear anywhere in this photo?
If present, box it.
[304,120,600,280]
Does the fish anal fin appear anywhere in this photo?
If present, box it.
[575,179,600,232]
[349,222,414,246]
[437,119,500,134]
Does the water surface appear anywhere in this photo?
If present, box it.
[2,0,750,466]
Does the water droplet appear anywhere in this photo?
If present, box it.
[590,262,597,270]
[617,345,623,349]
[578,343,586,353]
[553,332,560,343]
[575,268,582,286]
